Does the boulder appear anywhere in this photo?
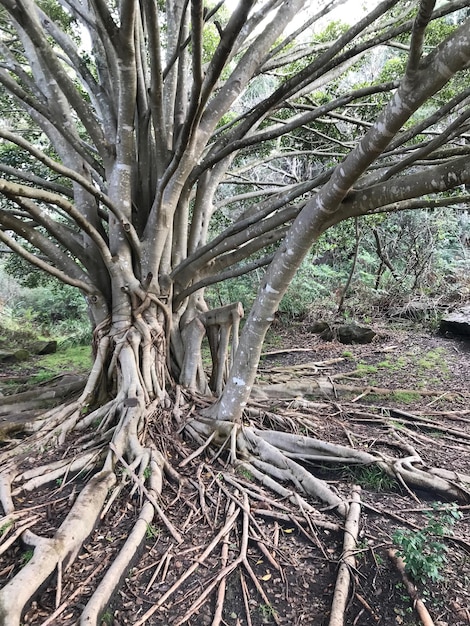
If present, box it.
[308,320,330,334]
[320,323,376,344]
[0,349,31,362]
[30,340,57,355]
[440,305,470,337]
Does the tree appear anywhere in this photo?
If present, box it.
[0,1,470,623]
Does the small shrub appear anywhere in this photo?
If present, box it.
[393,502,462,584]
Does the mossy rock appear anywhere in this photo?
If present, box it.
[30,340,58,355]
[0,348,31,362]
[308,320,331,334]
[320,323,376,344]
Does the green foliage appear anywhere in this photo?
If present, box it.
[100,609,114,625]
[146,524,160,540]
[258,603,277,620]
[0,265,91,345]
[11,283,88,325]
[344,465,397,491]
[236,466,253,480]
[0,521,13,537]
[355,363,378,377]
[32,345,92,379]
[393,503,462,584]
[207,202,469,322]
[314,20,350,44]
[389,391,420,404]
[20,549,34,566]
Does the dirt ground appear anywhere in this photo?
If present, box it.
[0,321,469,626]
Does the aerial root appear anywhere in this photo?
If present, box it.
[329,486,362,626]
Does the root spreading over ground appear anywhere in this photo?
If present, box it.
[1,335,470,625]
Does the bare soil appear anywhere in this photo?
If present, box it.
[0,321,469,626]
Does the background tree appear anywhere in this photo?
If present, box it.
[0,1,470,623]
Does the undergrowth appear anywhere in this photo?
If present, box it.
[393,502,462,584]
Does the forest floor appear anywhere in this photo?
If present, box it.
[0,319,469,626]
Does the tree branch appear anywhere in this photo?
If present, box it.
[406,0,437,75]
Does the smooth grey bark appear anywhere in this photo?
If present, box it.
[0,1,469,406]
[215,15,470,421]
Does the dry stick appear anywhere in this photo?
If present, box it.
[255,538,282,572]
[239,570,254,626]
[239,493,282,626]
[355,592,380,623]
[0,518,39,556]
[133,508,241,626]
[80,501,156,623]
[178,431,216,467]
[177,494,254,625]
[173,566,231,625]
[211,518,232,626]
[361,502,420,530]
[196,465,215,529]
[109,443,183,544]
[242,556,282,626]
[388,549,435,626]
[38,561,108,626]
[295,492,330,559]
[174,501,240,626]
[329,486,362,626]
[55,560,62,610]
[144,545,173,594]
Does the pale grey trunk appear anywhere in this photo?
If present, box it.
[216,17,470,422]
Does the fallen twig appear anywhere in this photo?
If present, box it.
[133,507,241,625]
[109,442,183,544]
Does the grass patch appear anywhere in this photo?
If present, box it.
[344,465,397,491]
[30,345,92,382]
[389,391,420,403]
[356,363,378,376]
[376,357,407,371]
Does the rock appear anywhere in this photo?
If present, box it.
[320,323,376,344]
[0,349,31,362]
[0,351,12,363]
[308,320,330,334]
[30,340,57,355]
[440,305,470,337]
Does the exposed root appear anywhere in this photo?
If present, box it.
[0,470,115,625]
[329,486,361,626]
[251,374,469,402]
[0,358,469,625]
